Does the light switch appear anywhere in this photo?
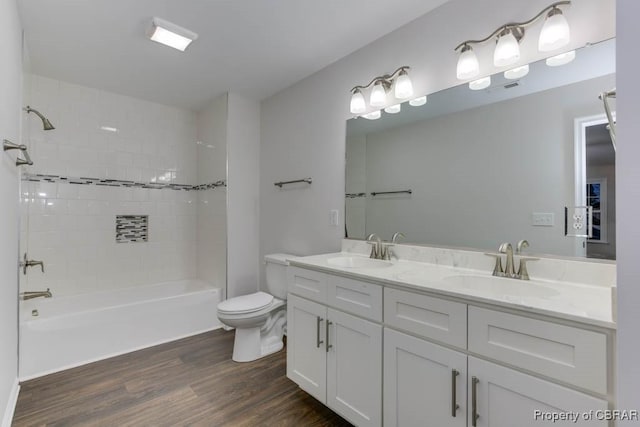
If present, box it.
[532,212,554,227]
[330,209,339,226]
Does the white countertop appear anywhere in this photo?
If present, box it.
[288,252,616,329]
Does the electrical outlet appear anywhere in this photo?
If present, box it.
[330,209,339,226]
[532,212,554,227]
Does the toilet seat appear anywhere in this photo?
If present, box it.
[217,291,274,315]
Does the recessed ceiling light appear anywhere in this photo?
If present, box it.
[148,17,198,52]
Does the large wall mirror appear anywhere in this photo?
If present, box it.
[345,39,616,260]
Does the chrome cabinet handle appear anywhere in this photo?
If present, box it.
[472,376,479,427]
[326,320,333,352]
[451,369,460,417]
[316,317,324,348]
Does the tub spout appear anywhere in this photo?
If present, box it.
[20,288,52,300]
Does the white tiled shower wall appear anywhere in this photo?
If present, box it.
[20,75,225,296]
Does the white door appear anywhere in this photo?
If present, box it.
[286,294,327,403]
[384,328,467,427]
[327,308,382,427]
[468,357,608,427]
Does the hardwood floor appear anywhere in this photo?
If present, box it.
[13,329,353,426]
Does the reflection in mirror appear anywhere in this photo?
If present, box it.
[345,39,615,260]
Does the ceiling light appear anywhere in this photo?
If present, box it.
[394,70,414,100]
[100,126,118,132]
[148,17,198,52]
[384,104,401,114]
[538,7,570,52]
[362,110,381,120]
[454,2,571,76]
[469,76,491,91]
[456,45,480,80]
[545,50,575,66]
[409,96,427,107]
[504,64,530,79]
[349,66,412,113]
[350,89,366,114]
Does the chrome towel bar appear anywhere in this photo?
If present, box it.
[371,189,412,196]
[274,177,312,188]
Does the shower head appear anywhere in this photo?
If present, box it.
[24,106,55,130]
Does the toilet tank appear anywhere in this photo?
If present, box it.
[264,253,294,299]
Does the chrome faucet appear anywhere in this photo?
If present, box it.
[392,232,405,244]
[366,233,382,259]
[499,242,516,278]
[20,288,52,300]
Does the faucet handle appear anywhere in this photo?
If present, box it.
[484,253,504,277]
[517,257,539,280]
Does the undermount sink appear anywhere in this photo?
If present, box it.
[443,274,561,298]
[327,256,393,269]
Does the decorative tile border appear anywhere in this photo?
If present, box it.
[116,215,148,243]
[22,173,226,191]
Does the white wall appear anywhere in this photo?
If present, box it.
[358,74,615,256]
[615,0,640,415]
[260,0,615,283]
[227,93,261,298]
[21,75,200,296]
[0,0,22,423]
[196,94,228,289]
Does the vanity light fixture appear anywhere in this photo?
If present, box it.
[469,76,491,91]
[349,66,413,114]
[545,50,576,66]
[504,64,530,79]
[362,110,382,120]
[409,96,427,107]
[148,17,198,51]
[384,104,401,114]
[454,2,571,78]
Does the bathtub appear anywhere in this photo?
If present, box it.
[19,280,222,380]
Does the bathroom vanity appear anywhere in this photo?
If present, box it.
[286,241,616,427]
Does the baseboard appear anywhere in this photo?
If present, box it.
[1,380,20,427]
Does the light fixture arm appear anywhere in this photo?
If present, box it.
[350,66,410,93]
[453,1,571,51]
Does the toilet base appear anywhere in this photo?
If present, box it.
[231,307,286,363]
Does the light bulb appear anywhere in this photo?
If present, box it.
[538,8,570,52]
[362,110,381,120]
[494,29,520,67]
[350,89,366,114]
[394,70,413,100]
[469,76,491,91]
[370,81,387,107]
[504,64,529,80]
[409,96,427,107]
[456,45,480,80]
[545,50,576,67]
[384,104,401,114]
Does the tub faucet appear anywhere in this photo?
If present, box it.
[20,288,52,300]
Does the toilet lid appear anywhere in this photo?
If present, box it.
[217,291,274,315]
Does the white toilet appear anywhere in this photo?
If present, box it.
[216,253,293,362]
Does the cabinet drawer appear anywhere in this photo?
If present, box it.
[384,288,467,349]
[468,306,607,394]
[328,276,382,322]
[287,267,327,303]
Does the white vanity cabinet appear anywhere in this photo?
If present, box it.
[287,264,612,427]
[286,268,382,427]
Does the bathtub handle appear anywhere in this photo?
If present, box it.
[21,253,45,275]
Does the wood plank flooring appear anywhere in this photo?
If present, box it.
[13,329,353,426]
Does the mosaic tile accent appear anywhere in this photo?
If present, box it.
[23,173,226,191]
[116,215,149,243]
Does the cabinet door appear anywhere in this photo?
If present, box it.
[384,328,467,427]
[468,357,608,427]
[327,308,382,427]
[286,294,327,403]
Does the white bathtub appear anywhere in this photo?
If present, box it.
[19,280,222,380]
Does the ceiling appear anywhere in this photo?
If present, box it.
[19,0,449,111]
